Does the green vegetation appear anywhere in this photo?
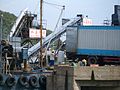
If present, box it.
[0,10,17,39]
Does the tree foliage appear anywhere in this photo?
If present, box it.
[0,10,17,39]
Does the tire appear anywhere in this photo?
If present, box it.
[29,76,38,87]
[6,76,16,87]
[88,56,97,65]
[39,75,46,87]
[18,75,28,87]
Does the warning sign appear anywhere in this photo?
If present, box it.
[29,28,46,38]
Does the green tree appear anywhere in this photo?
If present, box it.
[0,10,17,39]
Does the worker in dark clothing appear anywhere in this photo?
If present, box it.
[1,40,13,57]
[2,41,13,57]
[1,40,15,71]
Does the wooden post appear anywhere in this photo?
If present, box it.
[40,0,43,67]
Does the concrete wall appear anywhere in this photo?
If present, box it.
[81,86,120,90]
[47,66,120,90]
[47,65,74,90]
[74,66,120,80]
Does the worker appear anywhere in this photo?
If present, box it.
[46,48,51,65]
[82,59,87,66]
[78,61,84,66]
[1,40,15,71]
[49,50,55,66]
[1,40,13,57]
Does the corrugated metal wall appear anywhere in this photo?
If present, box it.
[66,26,120,56]
[78,30,120,50]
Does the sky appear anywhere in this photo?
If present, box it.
[0,0,120,30]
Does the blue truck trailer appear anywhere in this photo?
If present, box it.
[66,26,120,65]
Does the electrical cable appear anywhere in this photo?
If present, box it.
[43,1,65,10]
[43,1,64,7]
[33,0,40,15]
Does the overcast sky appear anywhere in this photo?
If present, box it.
[0,0,120,30]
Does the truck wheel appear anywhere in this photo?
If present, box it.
[88,57,97,65]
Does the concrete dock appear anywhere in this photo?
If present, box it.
[47,65,120,90]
